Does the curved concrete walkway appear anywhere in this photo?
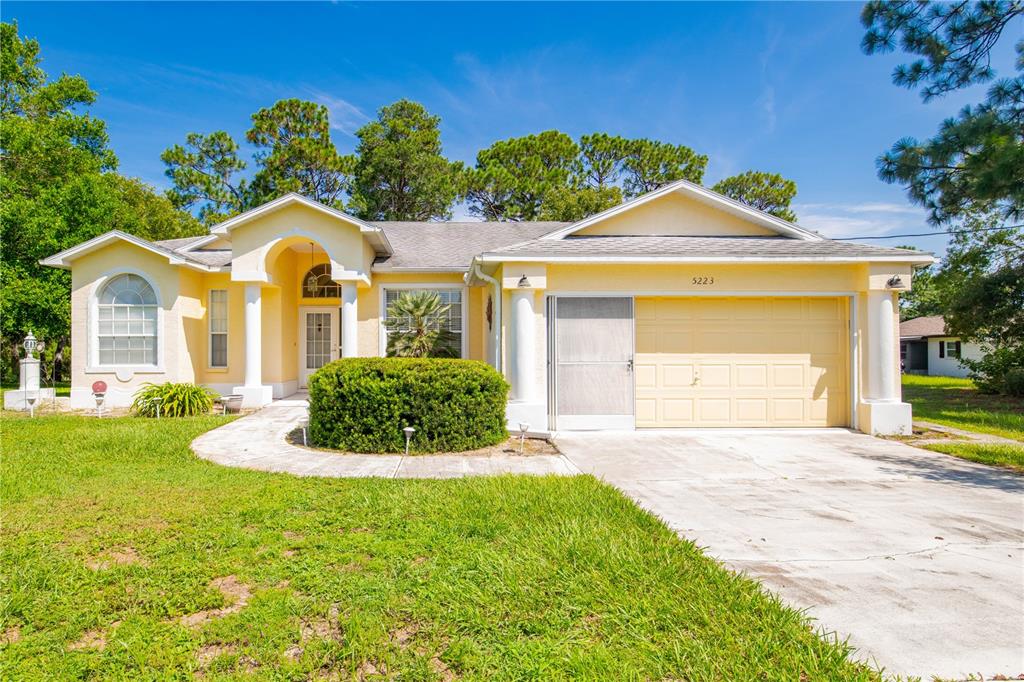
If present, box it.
[191,395,579,478]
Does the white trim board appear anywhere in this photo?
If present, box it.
[40,230,218,272]
[539,179,824,242]
[208,193,393,255]
[477,254,935,265]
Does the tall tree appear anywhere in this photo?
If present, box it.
[620,138,707,197]
[711,171,798,222]
[465,130,579,221]
[161,131,248,225]
[465,132,708,221]
[247,98,354,208]
[0,22,201,380]
[861,0,1024,223]
[349,99,461,221]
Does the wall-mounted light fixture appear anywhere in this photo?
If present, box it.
[517,275,530,288]
[886,275,906,289]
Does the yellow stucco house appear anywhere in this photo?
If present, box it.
[42,180,932,435]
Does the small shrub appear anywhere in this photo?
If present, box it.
[307,358,509,453]
[1005,368,1024,397]
[131,382,215,417]
[961,345,1024,394]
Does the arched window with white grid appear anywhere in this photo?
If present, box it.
[96,273,159,366]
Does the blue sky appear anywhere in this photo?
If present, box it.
[6,2,1020,253]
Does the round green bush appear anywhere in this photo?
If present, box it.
[307,358,510,453]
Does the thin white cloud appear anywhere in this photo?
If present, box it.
[306,90,369,136]
[757,85,776,134]
[797,202,923,215]
[793,201,931,239]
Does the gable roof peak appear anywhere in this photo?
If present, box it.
[208,193,392,254]
[540,178,823,242]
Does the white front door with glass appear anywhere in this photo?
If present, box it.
[299,307,339,387]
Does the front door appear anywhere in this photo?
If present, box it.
[550,296,635,430]
[299,307,339,387]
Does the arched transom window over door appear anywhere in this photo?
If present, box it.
[97,273,158,366]
[301,263,342,298]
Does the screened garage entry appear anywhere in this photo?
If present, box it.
[633,297,849,428]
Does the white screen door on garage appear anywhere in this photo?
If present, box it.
[550,297,634,430]
[299,307,339,387]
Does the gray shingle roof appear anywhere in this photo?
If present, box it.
[152,229,927,271]
[154,237,232,267]
[369,221,568,270]
[155,236,209,251]
[483,235,926,259]
[900,315,948,338]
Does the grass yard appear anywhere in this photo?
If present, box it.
[902,375,1024,472]
[918,442,1024,473]
[0,414,882,680]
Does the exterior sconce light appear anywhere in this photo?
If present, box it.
[517,275,530,288]
[403,426,416,455]
[886,275,905,289]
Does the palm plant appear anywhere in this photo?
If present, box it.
[384,291,460,358]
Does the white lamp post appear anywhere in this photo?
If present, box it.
[518,422,530,454]
[403,426,415,455]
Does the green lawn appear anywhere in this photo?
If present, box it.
[902,375,1024,472]
[919,442,1024,472]
[0,414,883,680]
[902,375,1024,441]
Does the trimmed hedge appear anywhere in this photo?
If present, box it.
[307,358,509,453]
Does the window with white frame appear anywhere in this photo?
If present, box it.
[383,288,463,356]
[96,274,158,366]
[209,289,228,368]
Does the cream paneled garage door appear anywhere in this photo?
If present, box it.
[635,297,849,427]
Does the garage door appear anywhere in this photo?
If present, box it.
[635,297,848,427]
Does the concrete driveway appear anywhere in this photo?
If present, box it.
[555,429,1024,680]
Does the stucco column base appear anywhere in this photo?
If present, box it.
[233,385,273,409]
[506,400,549,436]
[858,400,913,436]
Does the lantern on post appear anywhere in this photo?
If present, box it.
[23,331,37,359]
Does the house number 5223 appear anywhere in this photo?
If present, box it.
[691,276,714,285]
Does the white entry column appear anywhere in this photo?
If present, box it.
[233,283,273,407]
[510,289,536,402]
[860,289,911,434]
[867,290,899,402]
[341,282,358,358]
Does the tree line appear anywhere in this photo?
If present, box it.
[162,99,798,225]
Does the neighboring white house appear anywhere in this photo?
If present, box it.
[900,315,984,378]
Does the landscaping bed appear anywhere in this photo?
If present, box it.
[288,427,561,457]
[1,413,882,680]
